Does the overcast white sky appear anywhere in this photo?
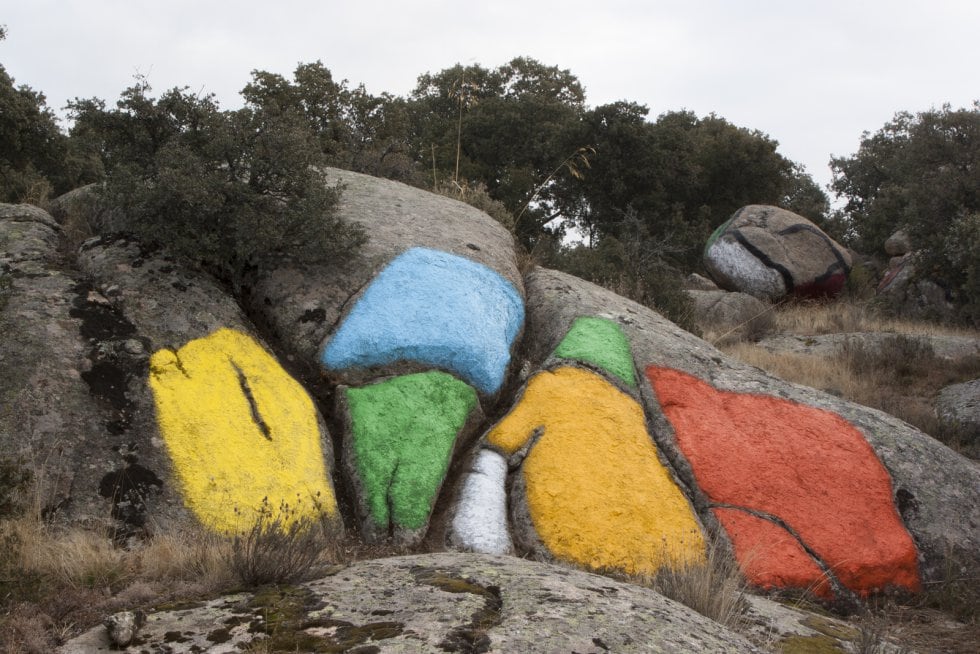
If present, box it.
[3,1,978,193]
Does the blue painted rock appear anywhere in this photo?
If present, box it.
[704,205,852,301]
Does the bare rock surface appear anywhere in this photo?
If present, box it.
[76,236,254,350]
[686,289,773,342]
[704,205,852,301]
[59,553,759,653]
[1,204,142,531]
[936,378,980,458]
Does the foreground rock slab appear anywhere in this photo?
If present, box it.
[60,553,759,653]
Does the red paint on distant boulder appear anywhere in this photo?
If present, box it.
[646,366,920,596]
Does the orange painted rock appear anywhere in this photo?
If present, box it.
[646,366,920,597]
[487,366,706,575]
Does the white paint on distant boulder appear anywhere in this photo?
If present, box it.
[704,205,851,300]
[449,449,513,554]
[704,238,786,300]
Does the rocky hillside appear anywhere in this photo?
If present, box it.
[2,170,978,653]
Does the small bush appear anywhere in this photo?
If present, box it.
[229,498,341,587]
[433,179,515,230]
[643,540,748,630]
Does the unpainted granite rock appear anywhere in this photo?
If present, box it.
[59,553,760,653]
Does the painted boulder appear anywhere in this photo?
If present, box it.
[502,268,979,600]
[70,236,342,536]
[244,168,525,544]
[450,316,707,576]
[704,205,852,301]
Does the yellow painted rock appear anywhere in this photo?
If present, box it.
[487,365,704,575]
[149,328,338,533]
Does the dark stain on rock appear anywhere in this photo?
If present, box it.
[69,282,136,342]
[412,568,502,653]
[82,361,131,411]
[171,280,188,292]
[206,627,231,643]
[592,636,610,650]
[163,631,187,643]
[300,307,327,324]
[69,281,150,441]
[247,586,404,652]
[466,243,481,251]
[896,488,918,521]
[98,463,163,527]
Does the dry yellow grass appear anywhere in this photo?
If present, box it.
[770,299,979,338]
[0,515,238,652]
[720,302,980,455]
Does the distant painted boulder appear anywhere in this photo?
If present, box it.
[244,168,525,544]
[704,205,852,300]
[458,267,979,602]
[876,253,955,321]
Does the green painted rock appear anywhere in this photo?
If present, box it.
[337,371,483,543]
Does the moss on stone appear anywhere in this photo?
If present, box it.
[779,634,847,653]
[800,615,859,641]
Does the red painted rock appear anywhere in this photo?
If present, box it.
[646,366,920,597]
[521,268,979,596]
[703,205,851,301]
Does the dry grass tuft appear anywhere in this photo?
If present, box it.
[228,499,343,587]
[0,513,239,652]
[639,540,748,631]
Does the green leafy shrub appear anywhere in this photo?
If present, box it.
[69,80,365,277]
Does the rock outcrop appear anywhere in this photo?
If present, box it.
[239,168,524,545]
[450,268,979,600]
[59,553,760,653]
[4,166,979,630]
[936,378,980,458]
[1,205,152,534]
[685,289,773,342]
[703,205,852,300]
